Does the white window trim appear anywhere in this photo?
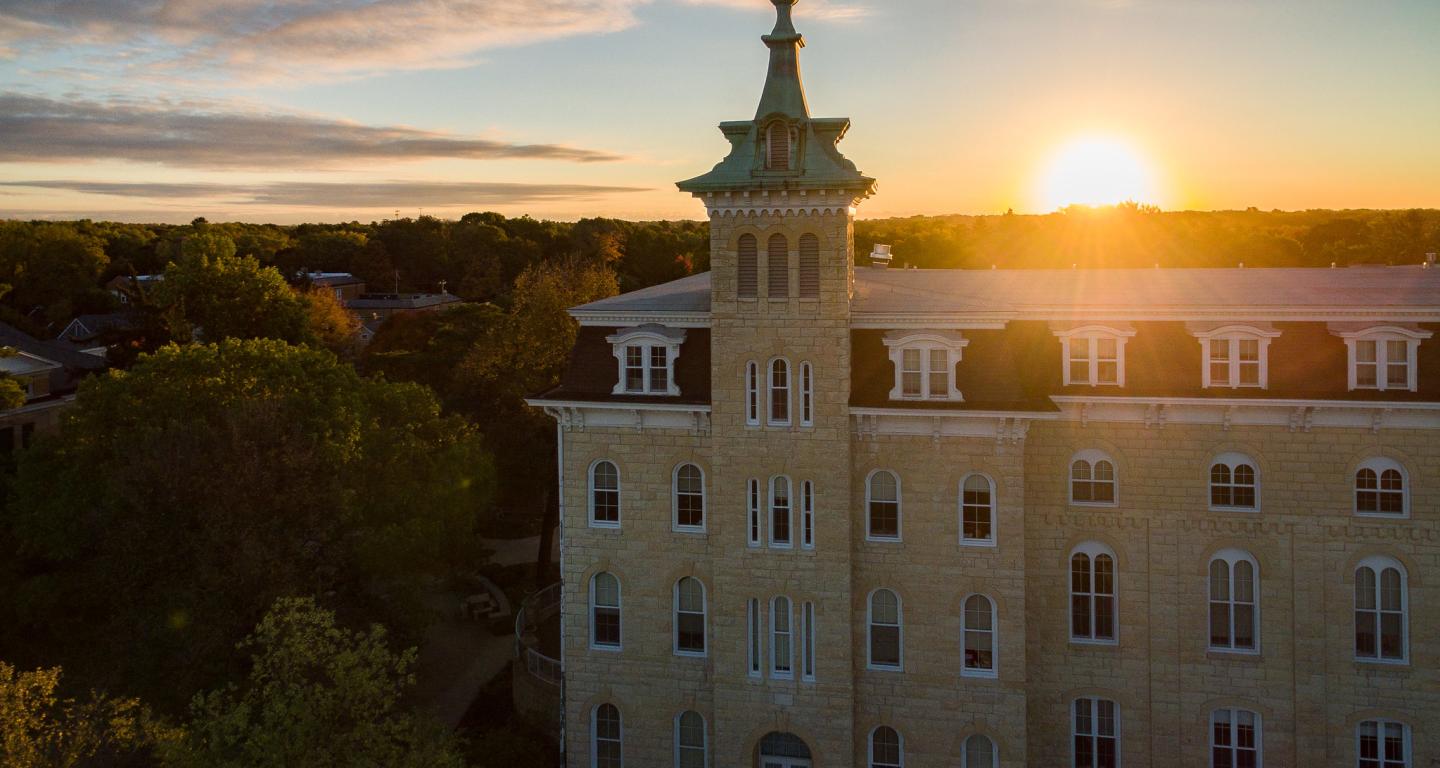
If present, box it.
[671,463,706,533]
[673,578,707,658]
[799,361,814,426]
[1210,707,1262,768]
[1356,719,1412,768]
[1354,457,1410,518]
[801,600,816,682]
[591,704,623,768]
[745,361,761,426]
[960,593,998,679]
[1190,324,1280,389]
[767,357,792,426]
[868,726,904,768]
[882,330,969,402]
[607,325,685,396]
[770,595,794,679]
[588,459,622,529]
[1070,541,1119,645]
[961,734,999,768]
[1209,452,1260,513]
[747,478,762,548]
[1354,555,1409,665]
[769,475,794,549]
[589,573,622,652]
[1054,324,1136,387]
[674,711,707,768]
[959,472,998,547]
[1208,548,1261,654]
[746,597,762,678]
[866,588,904,671]
[1332,325,1431,392]
[801,480,815,550]
[1071,696,1121,768]
[1069,449,1119,508]
[865,469,903,542]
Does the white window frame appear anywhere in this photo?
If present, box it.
[607,325,685,396]
[961,593,998,678]
[1069,449,1118,507]
[866,469,903,542]
[747,478,762,548]
[746,597,762,678]
[1354,556,1408,665]
[882,330,969,401]
[674,710,707,768]
[869,726,904,768]
[960,472,997,546]
[770,595,793,679]
[1210,707,1261,768]
[745,361,761,426]
[1190,324,1280,389]
[588,459,622,529]
[799,361,814,426]
[1209,452,1260,512]
[1054,324,1135,387]
[866,588,903,671]
[801,480,815,550]
[671,463,706,533]
[592,703,623,768]
[589,572,622,651]
[962,735,998,768]
[673,577,707,658]
[801,600,816,682]
[768,357,791,426]
[1071,696,1120,768]
[1070,542,1118,645]
[1356,718,1411,768]
[1332,325,1430,392]
[1354,457,1410,518]
[769,475,793,549]
[1208,549,1260,654]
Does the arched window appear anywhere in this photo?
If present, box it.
[745,361,761,426]
[1210,453,1259,511]
[1070,450,1117,506]
[593,703,623,768]
[1355,458,1409,517]
[673,463,705,532]
[737,234,758,299]
[801,480,815,549]
[758,732,812,763]
[1357,719,1410,768]
[766,120,792,171]
[768,358,790,425]
[1355,556,1407,663]
[1071,542,1117,643]
[799,361,814,426]
[674,577,706,656]
[1072,697,1119,768]
[870,726,903,768]
[961,473,996,545]
[589,460,621,527]
[768,234,789,298]
[1209,550,1259,652]
[963,734,997,768]
[590,572,621,650]
[868,588,902,669]
[961,594,997,677]
[675,711,706,768]
[747,478,762,548]
[867,470,901,540]
[1211,708,1260,768]
[770,595,793,678]
[769,475,792,548]
[799,233,821,298]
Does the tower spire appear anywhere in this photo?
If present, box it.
[756,0,808,120]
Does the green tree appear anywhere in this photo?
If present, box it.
[3,340,494,710]
[300,287,361,357]
[0,662,155,767]
[158,598,466,768]
[155,239,311,344]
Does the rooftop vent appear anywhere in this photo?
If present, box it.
[869,244,893,268]
[1427,252,1437,267]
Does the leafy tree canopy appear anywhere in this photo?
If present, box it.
[0,662,155,768]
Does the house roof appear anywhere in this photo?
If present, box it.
[345,293,461,310]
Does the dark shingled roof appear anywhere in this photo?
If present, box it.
[538,326,712,406]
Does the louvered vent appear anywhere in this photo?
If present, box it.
[737,234,758,298]
[799,233,820,298]
[768,234,789,298]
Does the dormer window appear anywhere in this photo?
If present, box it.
[1188,323,1281,389]
[607,325,685,396]
[764,120,798,171]
[1052,324,1135,387]
[1330,324,1432,392]
[882,331,968,402]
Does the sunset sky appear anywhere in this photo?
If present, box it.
[1,0,1437,223]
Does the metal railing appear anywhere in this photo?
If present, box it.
[514,583,562,687]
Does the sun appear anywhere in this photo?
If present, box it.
[1038,135,1160,211]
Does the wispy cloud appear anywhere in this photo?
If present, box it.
[677,0,871,22]
[2,180,650,208]
[0,93,625,169]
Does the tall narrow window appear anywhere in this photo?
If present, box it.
[745,361,760,426]
[737,234,758,299]
[766,121,791,170]
[1209,550,1258,652]
[675,711,706,768]
[963,735,997,768]
[1070,451,1117,506]
[747,598,761,677]
[1071,543,1117,643]
[961,594,997,677]
[870,726,902,768]
[769,476,792,548]
[801,601,816,681]
[674,577,706,656]
[1358,719,1410,768]
[867,470,901,540]
[961,473,996,545]
[590,572,621,650]
[768,234,789,298]
[1211,454,1259,511]
[1072,697,1119,768]
[1211,708,1260,768]
[769,359,790,425]
[868,589,902,669]
[1355,458,1408,517]
[798,233,820,298]
[593,703,623,768]
[1355,557,1407,663]
[799,362,813,426]
[589,460,621,527]
[747,478,761,548]
[801,480,815,549]
[771,596,793,678]
[672,464,705,532]
[901,348,922,397]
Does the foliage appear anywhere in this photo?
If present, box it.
[2,339,495,711]
[301,286,362,358]
[154,237,310,344]
[157,598,466,768]
[0,662,157,767]
[0,221,110,328]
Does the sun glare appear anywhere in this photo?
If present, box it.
[1038,135,1160,211]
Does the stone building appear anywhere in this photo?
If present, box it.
[529,2,1439,765]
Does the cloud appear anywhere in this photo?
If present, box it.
[0,93,625,169]
[2,179,650,208]
[677,0,870,22]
